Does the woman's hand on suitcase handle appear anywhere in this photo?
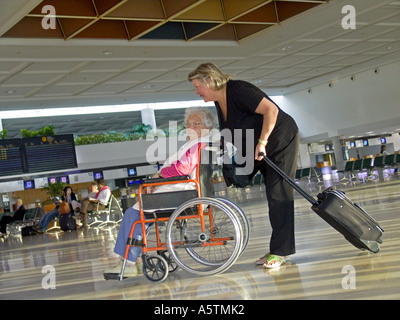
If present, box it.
[255,144,266,161]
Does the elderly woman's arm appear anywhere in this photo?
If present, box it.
[146,143,201,193]
[160,143,200,178]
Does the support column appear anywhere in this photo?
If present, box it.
[298,143,311,168]
[332,136,346,171]
[141,108,156,131]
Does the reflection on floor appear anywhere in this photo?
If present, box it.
[1,176,400,300]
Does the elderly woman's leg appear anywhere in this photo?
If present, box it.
[104,207,150,277]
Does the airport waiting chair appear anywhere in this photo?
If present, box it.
[252,173,264,190]
[87,195,123,228]
[6,207,45,236]
[394,154,400,177]
[351,159,363,182]
[370,155,385,180]
[370,156,382,180]
[383,154,396,178]
[340,160,354,183]
[373,155,385,168]
[300,167,311,184]
[42,203,61,232]
[361,157,375,181]
[294,168,311,185]
[295,169,302,181]
[312,167,324,186]
[384,154,395,166]
[46,216,61,231]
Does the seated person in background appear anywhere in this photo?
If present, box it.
[63,186,79,212]
[79,179,111,229]
[87,182,99,198]
[103,107,217,277]
[379,145,389,156]
[73,182,98,225]
[73,182,98,214]
[0,198,26,236]
[34,186,77,233]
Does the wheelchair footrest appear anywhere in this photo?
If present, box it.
[103,273,126,280]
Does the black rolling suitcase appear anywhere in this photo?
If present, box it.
[59,212,77,231]
[261,155,383,253]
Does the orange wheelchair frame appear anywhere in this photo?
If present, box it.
[110,143,249,282]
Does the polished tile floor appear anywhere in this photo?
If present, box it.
[1,177,400,300]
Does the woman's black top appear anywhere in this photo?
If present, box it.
[215,80,298,158]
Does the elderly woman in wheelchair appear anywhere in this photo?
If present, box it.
[104,107,249,282]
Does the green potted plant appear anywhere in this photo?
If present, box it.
[74,131,130,145]
[0,129,8,139]
[21,125,55,138]
[131,123,152,140]
[41,179,67,204]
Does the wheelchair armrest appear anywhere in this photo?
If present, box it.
[142,175,191,184]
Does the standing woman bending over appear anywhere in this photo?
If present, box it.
[188,62,299,269]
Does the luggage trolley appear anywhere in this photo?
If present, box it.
[105,141,249,282]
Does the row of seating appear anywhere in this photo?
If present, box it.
[293,153,400,187]
[5,195,123,236]
[250,167,314,185]
[253,167,320,186]
[341,153,400,183]
[296,167,311,183]
[6,207,45,235]
[87,195,123,228]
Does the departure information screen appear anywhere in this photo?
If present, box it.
[23,134,78,173]
[0,139,25,177]
[0,134,77,176]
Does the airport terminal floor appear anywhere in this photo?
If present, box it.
[1,176,400,300]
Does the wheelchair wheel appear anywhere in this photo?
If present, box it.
[143,255,169,282]
[166,197,242,276]
[159,250,179,273]
[214,197,249,256]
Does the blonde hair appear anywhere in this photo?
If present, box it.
[188,62,231,90]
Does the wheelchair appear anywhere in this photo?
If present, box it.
[104,142,249,282]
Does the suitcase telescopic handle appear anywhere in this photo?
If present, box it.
[258,153,318,205]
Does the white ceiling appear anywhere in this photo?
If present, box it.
[0,0,400,140]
